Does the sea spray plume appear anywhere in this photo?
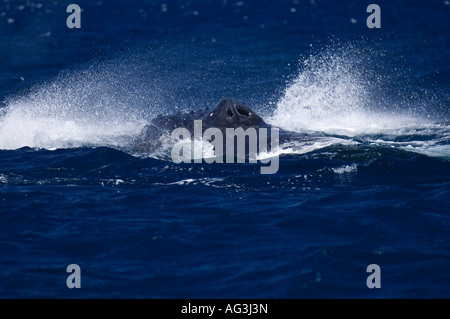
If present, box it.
[269,43,370,135]
[0,57,161,150]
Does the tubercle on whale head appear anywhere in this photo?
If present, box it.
[202,99,267,129]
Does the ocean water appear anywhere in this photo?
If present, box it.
[0,0,449,298]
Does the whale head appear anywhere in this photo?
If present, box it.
[202,99,267,129]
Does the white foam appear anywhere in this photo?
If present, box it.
[0,174,7,184]
[256,137,358,159]
[0,106,143,150]
[155,177,225,186]
[332,164,358,174]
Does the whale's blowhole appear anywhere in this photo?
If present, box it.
[236,105,250,117]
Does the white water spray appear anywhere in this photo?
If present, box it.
[268,44,449,157]
[268,45,431,136]
[0,59,158,150]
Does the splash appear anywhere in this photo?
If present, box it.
[0,58,159,150]
[268,44,432,136]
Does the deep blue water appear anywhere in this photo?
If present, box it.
[0,0,449,298]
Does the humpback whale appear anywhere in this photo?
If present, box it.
[135,99,322,156]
